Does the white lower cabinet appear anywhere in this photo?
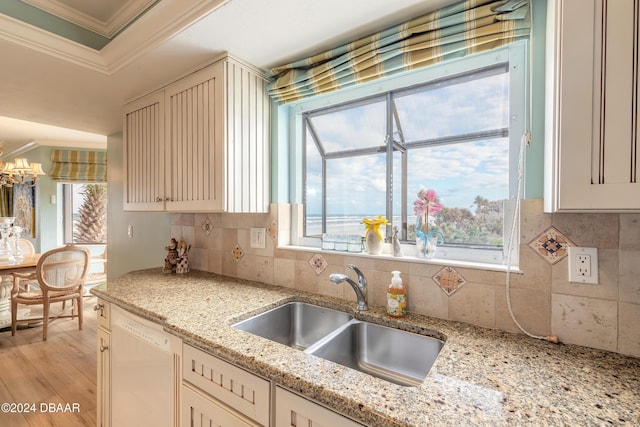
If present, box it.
[96,300,110,427]
[102,321,367,427]
[182,344,270,426]
[275,387,364,427]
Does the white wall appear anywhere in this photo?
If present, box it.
[106,132,170,278]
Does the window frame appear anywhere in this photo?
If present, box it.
[287,42,528,266]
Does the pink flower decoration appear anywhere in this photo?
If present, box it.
[414,188,442,216]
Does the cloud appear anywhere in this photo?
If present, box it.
[304,68,513,215]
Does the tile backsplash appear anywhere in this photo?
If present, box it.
[170,200,640,358]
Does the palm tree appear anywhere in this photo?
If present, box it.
[74,184,107,243]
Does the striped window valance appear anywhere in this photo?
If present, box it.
[268,0,530,104]
[49,149,107,182]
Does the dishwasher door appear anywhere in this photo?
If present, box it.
[111,305,176,427]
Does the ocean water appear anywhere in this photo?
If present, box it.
[306,215,415,237]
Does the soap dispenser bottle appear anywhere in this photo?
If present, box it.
[386,271,406,317]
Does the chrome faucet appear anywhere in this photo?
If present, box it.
[329,264,368,311]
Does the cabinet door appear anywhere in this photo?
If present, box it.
[97,327,111,427]
[545,0,640,211]
[123,91,166,211]
[165,63,224,212]
[181,384,259,427]
[223,58,270,213]
[275,387,363,427]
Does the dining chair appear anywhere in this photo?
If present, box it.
[11,245,90,341]
[83,247,107,295]
[15,239,37,291]
[17,239,35,256]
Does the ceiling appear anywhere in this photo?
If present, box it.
[0,0,452,154]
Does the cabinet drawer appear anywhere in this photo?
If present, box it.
[182,384,259,427]
[95,299,110,330]
[183,344,270,426]
[275,387,363,427]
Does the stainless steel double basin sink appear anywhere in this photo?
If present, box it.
[232,302,444,387]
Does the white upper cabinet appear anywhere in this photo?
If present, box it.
[545,0,640,212]
[164,63,223,212]
[123,55,270,213]
[123,91,166,211]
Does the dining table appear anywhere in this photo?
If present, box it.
[0,253,41,329]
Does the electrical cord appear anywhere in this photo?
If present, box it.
[505,132,559,344]
[503,1,559,344]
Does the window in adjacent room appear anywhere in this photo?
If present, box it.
[63,183,107,244]
[293,44,527,265]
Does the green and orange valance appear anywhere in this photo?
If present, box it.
[50,149,106,182]
[268,0,530,104]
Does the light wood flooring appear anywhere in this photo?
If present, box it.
[0,296,98,427]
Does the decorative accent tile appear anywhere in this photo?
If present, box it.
[308,254,328,276]
[433,266,467,296]
[202,217,213,236]
[267,220,278,241]
[231,244,244,262]
[528,226,576,265]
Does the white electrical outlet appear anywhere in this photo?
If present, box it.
[568,247,599,284]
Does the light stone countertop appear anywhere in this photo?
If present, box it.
[92,269,640,427]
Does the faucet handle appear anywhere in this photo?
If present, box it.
[347,264,366,286]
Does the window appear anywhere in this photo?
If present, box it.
[291,44,527,265]
[64,183,107,244]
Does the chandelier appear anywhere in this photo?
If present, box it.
[0,158,45,187]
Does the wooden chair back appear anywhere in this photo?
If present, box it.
[11,245,90,340]
[37,245,90,293]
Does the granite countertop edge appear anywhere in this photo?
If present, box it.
[91,269,640,427]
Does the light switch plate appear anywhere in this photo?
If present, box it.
[250,228,266,249]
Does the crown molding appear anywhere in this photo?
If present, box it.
[21,0,156,38]
[0,13,108,73]
[33,139,107,149]
[101,0,231,74]
[0,140,39,160]
[0,139,106,161]
[0,0,231,75]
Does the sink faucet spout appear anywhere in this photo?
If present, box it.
[329,264,368,311]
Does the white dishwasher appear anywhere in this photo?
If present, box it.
[111,305,178,427]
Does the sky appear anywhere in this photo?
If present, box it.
[305,72,510,217]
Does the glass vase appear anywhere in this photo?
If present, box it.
[415,216,444,260]
[424,235,438,259]
[0,217,15,264]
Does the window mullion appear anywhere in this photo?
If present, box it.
[303,115,328,235]
[392,98,408,241]
[385,93,394,241]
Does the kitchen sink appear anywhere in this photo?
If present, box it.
[233,302,353,350]
[233,302,443,386]
[307,321,444,387]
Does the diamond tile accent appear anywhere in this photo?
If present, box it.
[231,244,244,262]
[202,217,213,236]
[528,226,576,265]
[267,220,278,241]
[308,254,328,276]
[433,266,467,296]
